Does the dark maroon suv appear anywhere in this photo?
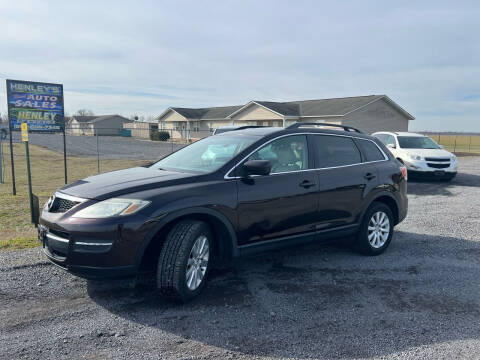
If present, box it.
[39,123,408,302]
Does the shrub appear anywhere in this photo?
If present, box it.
[150,130,170,141]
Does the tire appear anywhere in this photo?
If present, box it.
[354,202,394,256]
[157,220,212,302]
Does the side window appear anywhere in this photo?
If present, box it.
[356,139,386,162]
[374,134,387,144]
[386,135,396,147]
[313,135,361,168]
[248,135,309,174]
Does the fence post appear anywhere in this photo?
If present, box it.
[0,138,3,183]
[469,135,472,153]
[96,132,100,174]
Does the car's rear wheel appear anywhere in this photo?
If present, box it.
[355,202,394,256]
[157,220,212,302]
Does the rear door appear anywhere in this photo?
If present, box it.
[310,134,377,229]
[236,135,319,245]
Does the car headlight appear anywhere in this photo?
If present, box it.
[409,154,423,161]
[451,155,457,162]
[43,196,54,211]
[72,198,150,218]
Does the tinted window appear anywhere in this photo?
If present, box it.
[374,134,388,144]
[397,136,440,149]
[357,139,385,162]
[248,135,309,174]
[313,135,361,168]
[374,133,395,147]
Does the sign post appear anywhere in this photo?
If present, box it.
[0,137,3,183]
[6,79,66,191]
[21,123,35,223]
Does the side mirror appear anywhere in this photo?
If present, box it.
[387,143,396,149]
[439,145,445,149]
[243,160,271,176]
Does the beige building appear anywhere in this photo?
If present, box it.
[123,121,159,139]
[157,95,414,140]
[68,115,131,136]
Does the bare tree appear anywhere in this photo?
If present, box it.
[75,109,95,116]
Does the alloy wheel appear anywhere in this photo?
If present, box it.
[367,211,390,248]
[185,235,209,290]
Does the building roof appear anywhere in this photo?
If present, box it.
[169,105,244,120]
[158,95,414,121]
[71,114,131,123]
[268,95,384,117]
[71,115,97,123]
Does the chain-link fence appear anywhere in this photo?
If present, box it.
[420,133,480,155]
[1,127,480,198]
[0,127,214,197]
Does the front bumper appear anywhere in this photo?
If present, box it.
[38,209,154,279]
[404,159,457,177]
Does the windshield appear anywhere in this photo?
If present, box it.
[397,136,440,149]
[152,135,259,173]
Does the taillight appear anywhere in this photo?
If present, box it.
[400,165,407,180]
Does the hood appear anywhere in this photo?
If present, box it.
[400,148,453,158]
[58,167,198,200]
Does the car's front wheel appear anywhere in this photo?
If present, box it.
[355,202,394,256]
[157,220,212,302]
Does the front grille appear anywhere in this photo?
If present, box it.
[427,163,450,169]
[49,197,79,213]
[425,157,450,162]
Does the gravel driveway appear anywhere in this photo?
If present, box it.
[10,132,185,160]
[1,157,480,359]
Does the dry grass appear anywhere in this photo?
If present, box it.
[425,134,480,155]
[0,142,148,250]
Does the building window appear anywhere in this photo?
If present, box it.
[193,121,200,132]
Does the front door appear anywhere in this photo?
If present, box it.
[236,135,319,245]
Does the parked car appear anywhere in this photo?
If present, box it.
[39,123,408,302]
[372,131,457,180]
[213,125,265,135]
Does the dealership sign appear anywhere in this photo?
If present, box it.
[6,79,64,132]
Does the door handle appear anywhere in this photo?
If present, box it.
[299,180,316,189]
[364,173,376,181]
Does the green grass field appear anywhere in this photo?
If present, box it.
[0,142,147,250]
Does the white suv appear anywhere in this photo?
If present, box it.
[372,132,457,181]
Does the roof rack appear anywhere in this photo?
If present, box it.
[233,125,265,130]
[286,122,364,134]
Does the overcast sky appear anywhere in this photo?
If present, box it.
[1,0,479,131]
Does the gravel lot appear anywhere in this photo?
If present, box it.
[10,132,185,160]
[1,157,480,359]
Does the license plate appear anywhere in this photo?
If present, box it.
[434,170,445,176]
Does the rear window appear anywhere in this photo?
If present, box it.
[312,135,361,168]
[356,139,386,162]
